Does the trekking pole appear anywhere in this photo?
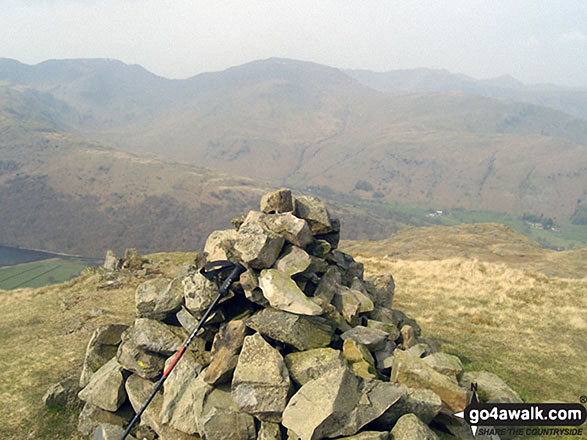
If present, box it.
[120,260,246,440]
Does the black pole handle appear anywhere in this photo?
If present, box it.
[119,260,245,440]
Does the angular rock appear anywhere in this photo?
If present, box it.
[261,188,294,213]
[294,195,333,234]
[234,216,285,268]
[337,432,389,440]
[391,350,468,413]
[123,248,146,270]
[80,324,127,387]
[92,423,137,440]
[373,387,442,428]
[365,273,395,309]
[259,269,323,316]
[314,229,340,250]
[258,421,282,440]
[460,371,522,403]
[390,413,439,440]
[343,338,378,379]
[311,266,340,309]
[400,325,418,349]
[285,348,347,386]
[78,357,127,412]
[326,250,364,285]
[183,271,221,314]
[302,256,330,276]
[307,239,331,258]
[274,245,312,276]
[282,367,403,439]
[133,318,185,355]
[232,333,291,421]
[43,373,83,409]
[78,402,133,435]
[367,319,400,342]
[204,319,247,384]
[322,303,352,332]
[246,308,335,351]
[422,352,464,381]
[405,343,432,359]
[204,229,238,261]
[117,327,166,379]
[261,213,313,248]
[103,250,121,271]
[159,364,210,435]
[373,340,396,371]
[341,326,389,351]
[126,373,199,439]
[240,269,269,307]
[332,287,361,325]
[135,277,183,320]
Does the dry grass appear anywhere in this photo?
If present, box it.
[359,256,587,405]
[0,252,193,439]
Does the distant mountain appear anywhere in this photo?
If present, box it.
[345,67,587,120]
[1,57,586,236]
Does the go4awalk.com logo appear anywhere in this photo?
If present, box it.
[454,384,587,437]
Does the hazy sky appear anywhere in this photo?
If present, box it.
[1,0,586,87]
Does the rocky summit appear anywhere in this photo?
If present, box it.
[58,188,520,439]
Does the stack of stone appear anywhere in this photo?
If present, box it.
[75,189,521,440]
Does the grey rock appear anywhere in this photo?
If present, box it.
[261,213,313,248]
[326,250,364,285]
[422,352,464,381]
[204,229,238,261]
[133,318,185,355]
[311,266,340,308]
[307,239,331,258]
[337,432,389,440]
[259,269,323,316]
[282,367,403,439]
[80,324,127,387]
[274,245,312,276]
[92,423,136,440]
[117,326,166,379]
[373,387,442,429]
[78,402,133,435]
[373,340,396,370]
[135,277,183,320]
[285,348,347,386]
[294,195,333,234]
[341,326,389,351]
[332,286,362,325]
[240,269,270,307]
[391,350,468,413]
[261,188,294,213]
[246,308,335,351]
[258,421,282,440]
[365,273,395,309]
[43,373,83,409]
[404,343,432,359]
[159,352,207,435]
[204,319,247,384]
[460,371,523,403]
[235,215,286,268]
[367,319,400,342]
[389,413,439,440]
[183,271,221,314]
[232,333,291,422]
[342,338,378,379]
[103,250,121,271]
[78,357,127,412]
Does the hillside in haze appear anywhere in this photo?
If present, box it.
[1,57,586,254]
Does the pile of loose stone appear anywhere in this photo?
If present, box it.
[72,189,522,440]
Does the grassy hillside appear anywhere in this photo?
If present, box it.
[0,259,91,290]
[1,58,586,225]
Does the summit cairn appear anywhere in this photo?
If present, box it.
[73,188,520,439]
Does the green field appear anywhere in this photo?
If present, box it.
[0,259,90,290]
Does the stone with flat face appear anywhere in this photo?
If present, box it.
[135,277,183,320]
[80,324,127,387]
[460,371,522,403]
[231,333,291,422]
[260,188,294,213]
[259,269,323,316]
[294,195,334,235]
[204,319,247,384]
[341,326,388,351]
[285,348,348,386]
[204,229,238,261]
[234,217,285,269]
[261,213,313,248]
[274,245,312,276]
[116,327,166,379]
[246,308,335,351]
[390,414,439,440]
[78,358,126,412]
